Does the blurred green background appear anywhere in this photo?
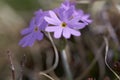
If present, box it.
[0,0,120,80]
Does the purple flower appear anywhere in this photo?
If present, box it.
[60,0,92,25]
[61,0,75,10]
[74,10,92,25]
[19,10,48,47]
[44,7,86,39]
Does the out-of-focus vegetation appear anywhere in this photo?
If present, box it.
[0,0,120,80]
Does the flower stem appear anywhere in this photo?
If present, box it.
[61,49,73,80]
[104,37,120,80]
[40,72,55,80]
[39,32,59,80]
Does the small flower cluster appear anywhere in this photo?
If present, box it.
[19,0,92,47]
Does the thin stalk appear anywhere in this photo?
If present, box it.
[39,32,59,80]
[43,32,59,73]
[104,37,120,80]
[7,50,15,80]
[61,49,73,80]
[18,54,26,80]
[40,72,55,80]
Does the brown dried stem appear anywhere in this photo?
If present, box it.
[7,50,15,80]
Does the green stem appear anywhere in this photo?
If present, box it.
[42,32,59,73]
[61,49,73,80]
[104,37,120,80]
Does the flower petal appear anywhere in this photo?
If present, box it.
[39,20,47,30]
[74,9,84,16]
[29,18,35,28]
[68,28,81,36]
[81,14,92,24]
[63,6,74,20]
[49,11,61,24]
[36,32,43,40]
[54,27,63,39]
[63,28,71,39]
[54,8,64,20]
[28,37,35,47]
[21,28,32,35]
[44,17,60,25]
[45,26,59,32]
[68,22,86,29]
[61,3,68,10]
[68,16,81,24]
[19,33,32,47]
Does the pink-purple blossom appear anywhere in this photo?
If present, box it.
[44,8,85,39]
[60,0,92,25]
[61,0,75,10]
[19,0,92,47]
[19,10,48,47]
[44,0,92,39]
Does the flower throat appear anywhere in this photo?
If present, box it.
[61,22,67,27]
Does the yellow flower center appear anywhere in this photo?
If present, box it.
[34,27,39,32]
[61,22,67,27]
